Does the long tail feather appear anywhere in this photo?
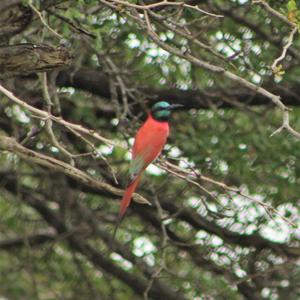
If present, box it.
[113,175,141,239]
[120,175,141,216]
[112,214,124,240]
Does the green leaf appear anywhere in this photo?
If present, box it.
[287,0,297,12]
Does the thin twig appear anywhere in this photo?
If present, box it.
[144,197,168,300]
[271,26,298,73]
[252,0,295,27]
[28,3,63,39]
[271,109,300,139]
[158,160,297,228]
[0,85,296,227]
[39,73,75,163]
[0,84,116,147]
[123,7,300,140]
[110,0,223,18]
[45,119,75,164]
[103,56,129,119]
[0,136,149,205]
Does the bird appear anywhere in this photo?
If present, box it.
[114,101,183,237]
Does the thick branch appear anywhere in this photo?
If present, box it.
[159,201,300,257]
[0,135,148,204]
[0,44,72,78]
[0,233,55,251]
[134,206,261,299]
[57,67,300,109]
[24,193,187,300]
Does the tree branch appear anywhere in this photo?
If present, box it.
[0,44,72,79]
[23,193,187,300]
[0,232,55,251]
[56,67,300,110]
[0,135,148,205]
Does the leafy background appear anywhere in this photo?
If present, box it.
[0,0,300,299]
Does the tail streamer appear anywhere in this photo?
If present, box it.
[120,175,141,216]
[113,175,141,239]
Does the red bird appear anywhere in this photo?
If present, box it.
[119,101,182,217]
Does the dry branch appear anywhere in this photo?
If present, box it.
[111,3,300,139]
[0,44,72,78]
[0,135,149,205]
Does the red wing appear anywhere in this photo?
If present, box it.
[132,120,168,167]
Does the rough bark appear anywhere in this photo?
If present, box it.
[0,44,72,78]
[0,3,32,42]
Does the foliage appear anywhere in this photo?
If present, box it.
[0,0,299,299]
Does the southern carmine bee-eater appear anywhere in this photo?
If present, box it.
[115,101,183,231]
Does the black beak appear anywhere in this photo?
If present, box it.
[169,104,184,110]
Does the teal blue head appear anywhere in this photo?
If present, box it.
[151,101,183,121]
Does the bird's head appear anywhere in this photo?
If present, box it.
[150,101,183,121]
